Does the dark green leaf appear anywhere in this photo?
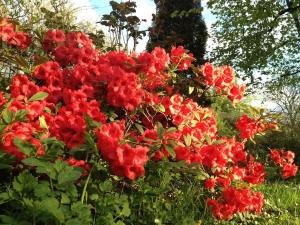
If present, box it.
[164,144,176,159]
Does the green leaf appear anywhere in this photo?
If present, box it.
[39,115,48,129]
[22,158,56,179]
[169,139,179,147]
[13,137,35,156]
[28,92,48,102]
[61,193,71,204]
[205,135,211,144]
[84,132,97,153]
[85,114,102,128]
[0,163,12,170]
[22,157,45,167]
[57,164,82,185]
[121,201,131,217]
[166,127,177,134]
[44,107,52,113]
[0,215,31,225]
[156,122,164,139]
[40,198,65,222]
[213,139,225,145]
[157,103,165,113]
[164,144,176,159]
[34,182,51,198]
[71,202,92,222]
[33,55,49,66]
[99,180,113,192]
[89,193,99,201]
[14,109,27,121]
[184,134,192,146]
[2,109,13,124]
[196,171,209,180]
[0,193,9,205]
[12,171,37,193]
[134,123,144,134]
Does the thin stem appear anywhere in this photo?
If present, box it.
[81,166,93,203]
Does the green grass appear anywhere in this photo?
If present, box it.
[255,173,300,225]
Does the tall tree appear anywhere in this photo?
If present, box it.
[207,0,300,86]
[147,0,208,65]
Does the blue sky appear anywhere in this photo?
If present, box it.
[90,0,155,15]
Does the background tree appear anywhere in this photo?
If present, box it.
[266,76,300,136]
[207,0,300,86]
[147,0,208,65]
[100,0,147,52]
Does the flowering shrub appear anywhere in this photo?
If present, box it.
[0,18,31,49]
[270,149,298,179]
[0,18,298,224]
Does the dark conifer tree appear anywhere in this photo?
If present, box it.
[147,0,208,65]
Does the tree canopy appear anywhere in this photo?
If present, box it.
[207,0,300,85]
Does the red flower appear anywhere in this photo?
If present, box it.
[170,46,194,71]
[0,19,31,49]
[112,144,149,180]
[244,157,265,184]
[236,115,257,139]
[282,163,298,179]
[228,84,246,104]
[0,91,7,108]
[204,178,216,189]
[96,121,125,161]
[10,75,40,100]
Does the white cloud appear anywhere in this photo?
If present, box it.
[70,0,100,24]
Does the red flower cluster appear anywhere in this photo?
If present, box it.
[96,121,149,180]
[44,29,96,66]
[170,46,194,71]
[137,47,170,90]
[107,69,144,111]
[0,18,31,49]
[270,149,298,179]
[1,122,44,159]
[112,144,149,180]
[201,63,246,104]
[207,187,264,220]
[244,155,265,184]
[236,114,277,140]
[204,178,216,189]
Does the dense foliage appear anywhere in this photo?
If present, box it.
[207,0,300,85]
[0,17,298,225]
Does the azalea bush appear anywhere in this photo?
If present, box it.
[0,17,298,224]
